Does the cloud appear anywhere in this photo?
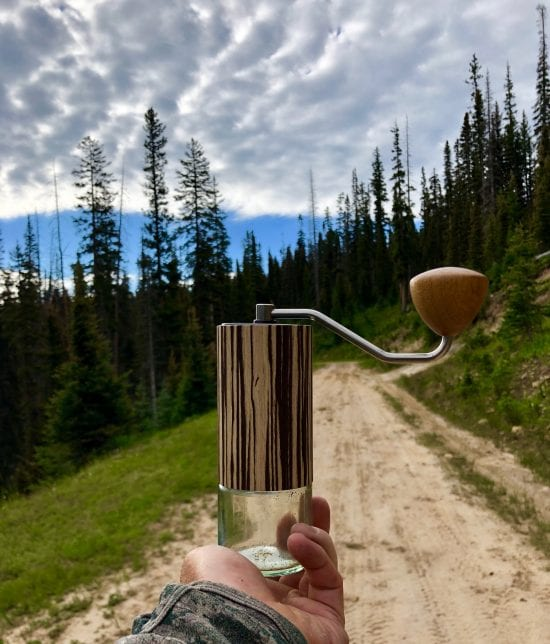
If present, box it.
[0,0,544,221]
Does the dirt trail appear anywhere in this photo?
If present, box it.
[314,363,550,644]
[6,362,550,643]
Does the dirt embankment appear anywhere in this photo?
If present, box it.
[6,363,550,644]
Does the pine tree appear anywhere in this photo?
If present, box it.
[534,4,550,144]
[420,167,445,269]
[484,76,505,213]
[351,173,374,306]
[0,308,20,490]
[532,133,550,247]
[501,227,543,336]
[174,138,231,339]
[389,124,417,310]
[0,227,21,489]
[140,108,183,417]
[278,246,298,307]
[293,218,312,307]
[336,192,353,258]
[240,230,266,319]
[72,135,120,343]
[370,147,391,300]
[44,261,132,469]
[503,63,525,204]
[309,169,321,308]
[52,163,66,294]
[0,220,48,489]
[466,56,487,269]
[142,107,174,287]
[486,176,522,267]
[334,192,354,315]
[520,112,535,207]
[455,114,479,267]
[14,220,50,473]
[172,307,216,421]
[443,140,461,265]
[266,252,282,305]
[533,5,550,249]
[136,241,157,421]
[317,209,341,313]
[209,176,232,323]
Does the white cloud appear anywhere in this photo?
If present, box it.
[0,0,544,221]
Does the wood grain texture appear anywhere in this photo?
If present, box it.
[217,323,312,492]
[410,267,489,337]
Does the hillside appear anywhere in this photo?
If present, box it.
[400,258,550,488]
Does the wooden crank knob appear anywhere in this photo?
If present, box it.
[410,267,489,337]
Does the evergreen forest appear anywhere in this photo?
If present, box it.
[1,9,550,495]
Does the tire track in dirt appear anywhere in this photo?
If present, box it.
[313,363,550,644]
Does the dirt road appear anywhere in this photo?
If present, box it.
[7,363,550,643]
[314,363,550,644]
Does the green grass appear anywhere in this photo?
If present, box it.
[0,411,217,630]
[417,432,550,561]
[400,318,550,485]
[379,390,421,427]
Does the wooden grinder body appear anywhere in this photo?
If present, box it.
[217,323,312,492]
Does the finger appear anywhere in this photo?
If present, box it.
[311,496,331,533]
[279,496,331,589]
[291,522,338,567]
[287,528,344,619]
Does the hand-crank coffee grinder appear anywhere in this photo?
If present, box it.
[217,267,488,576]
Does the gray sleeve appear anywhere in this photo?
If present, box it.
[115,581,307,644]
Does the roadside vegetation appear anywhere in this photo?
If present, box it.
[401,249,550,487]
[417,432,550,562]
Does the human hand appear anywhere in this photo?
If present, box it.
[180,496,347,644]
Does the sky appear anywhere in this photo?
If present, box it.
[0,0,545,266]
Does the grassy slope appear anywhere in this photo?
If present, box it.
[0,412,217,628]
[400,318,550,484]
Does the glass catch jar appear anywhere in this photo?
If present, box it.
[217,322,312,577]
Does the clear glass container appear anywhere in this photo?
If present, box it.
[218,484,312,577]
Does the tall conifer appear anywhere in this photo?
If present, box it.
[142,107,174,287]
[389,124,417,310]
[370,147,391,300]
[174,139,231,339]
[534,4,550,143]
[72,136,120,343]
[44,261,132,467]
